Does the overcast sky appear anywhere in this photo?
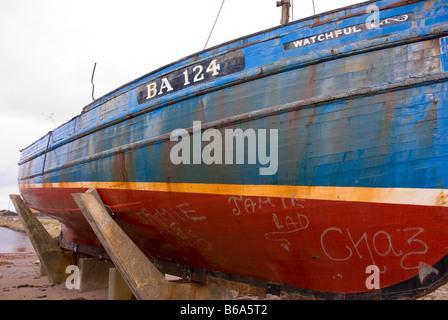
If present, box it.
[0,0,361,210]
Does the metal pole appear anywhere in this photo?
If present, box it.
[276,0,291,25]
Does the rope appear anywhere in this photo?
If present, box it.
[291,0,294,21]
[204,0,226,50]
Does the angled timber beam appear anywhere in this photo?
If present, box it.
[72,187,236,300]
[9,194,75,284]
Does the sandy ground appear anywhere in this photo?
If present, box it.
[0,215,109,300]
[0,252,108,300]
[420,283,448,300]
[1,215,448,300]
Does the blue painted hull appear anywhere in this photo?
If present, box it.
[17,0,448,298]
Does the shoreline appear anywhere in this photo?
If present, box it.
[0,215,61,239]
[0,215,108,300]
[1,215,447,300]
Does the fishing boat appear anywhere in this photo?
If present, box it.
[17,0,448,299]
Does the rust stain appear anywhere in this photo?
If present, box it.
[439,189,448,206]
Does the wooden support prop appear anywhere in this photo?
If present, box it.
[9,194,75,284]
[108,268,136,300]
[72,188,237,300]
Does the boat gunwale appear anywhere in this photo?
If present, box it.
[77,0,429,115]
[18,0,422,154]
[78,0,378,113]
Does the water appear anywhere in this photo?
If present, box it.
[0,227,34,253]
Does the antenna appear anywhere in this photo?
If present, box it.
[312,0,316,15]
[91,62,97,101]
[41,112,56,129]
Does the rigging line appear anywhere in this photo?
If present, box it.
[291,0,294,21]
[312,0,316,15]
[204,0,226,50]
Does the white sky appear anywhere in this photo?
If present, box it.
[0,0,361,210]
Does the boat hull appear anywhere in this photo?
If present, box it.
[19,183,448,297]
[18,0,448,298]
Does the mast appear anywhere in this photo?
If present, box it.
[276,0,291,25]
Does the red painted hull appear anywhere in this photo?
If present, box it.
[20,185,448,295]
